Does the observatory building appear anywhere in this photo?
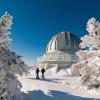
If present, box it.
[37,32,80,71]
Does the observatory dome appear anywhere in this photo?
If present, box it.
[37,32,80,72]
[46,32,80,53]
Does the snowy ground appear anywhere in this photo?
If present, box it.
[14,70,100,100]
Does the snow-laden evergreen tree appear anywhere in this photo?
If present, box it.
[76,17,100,89]
[0,12,28,100]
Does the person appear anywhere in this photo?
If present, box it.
[35,68,40,79]
[41,68,46,79]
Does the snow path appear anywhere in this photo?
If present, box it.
[14,74,100,100]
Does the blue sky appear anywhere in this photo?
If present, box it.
[0,0,100,65]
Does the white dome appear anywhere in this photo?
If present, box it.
[46,32,80,53]
[37,32,80,71]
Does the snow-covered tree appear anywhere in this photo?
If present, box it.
[76,17,100,89]
[0,12,12,49]
[0,12,28,100]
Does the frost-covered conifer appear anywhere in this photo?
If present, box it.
[0,12,27,100]
[76,17,100,89]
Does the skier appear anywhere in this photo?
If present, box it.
[41,68,46,79]
[35,68,40,79]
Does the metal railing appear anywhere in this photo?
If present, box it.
[37,53,78,63]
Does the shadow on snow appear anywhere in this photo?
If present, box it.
[28,77,64,84]
[13,90,94,100]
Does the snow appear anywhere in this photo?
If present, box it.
[13,70,100,100]
[0,14,99,100]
